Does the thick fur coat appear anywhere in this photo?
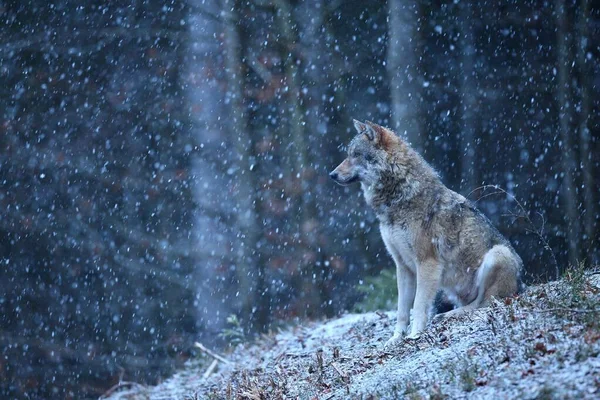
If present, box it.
[330,120,523,345]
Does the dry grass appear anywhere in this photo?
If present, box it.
[104,270,600,400]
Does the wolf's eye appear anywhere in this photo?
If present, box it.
[364,154,374,163]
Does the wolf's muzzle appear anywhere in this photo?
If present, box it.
[329,171,358,185]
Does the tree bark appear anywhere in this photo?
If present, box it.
[273,0,311,179]
[576,0,596,263]
[386,0,423,150]
[458,2,478,193]
[274,0,330,316]
[222,0,269,329]
[555,0,580,270]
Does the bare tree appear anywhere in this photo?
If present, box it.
[273,0,311,182]
[458,2,479,193]
[576,0,596,263]
[222,0,270,329]
[273,0,331,316]
[555,0,581,267]
[386,0,423,149]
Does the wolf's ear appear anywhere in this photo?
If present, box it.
[365,121,395,148]
[353,119,376,141]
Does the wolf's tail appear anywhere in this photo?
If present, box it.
[474,244,522,306]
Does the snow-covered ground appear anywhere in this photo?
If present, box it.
[103,272,600,399]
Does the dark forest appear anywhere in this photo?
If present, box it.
[1,0,599,398]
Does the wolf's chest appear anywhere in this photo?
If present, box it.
[379,224,417,272]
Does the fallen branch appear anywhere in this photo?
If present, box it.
[194,342,231,365]
[532,307,600,314]
[99,381,146,399]
[331,362,349,384]
[203,359,219,379]
[375,311,389,319]
[284,352,311,358]
[332,361,350,394]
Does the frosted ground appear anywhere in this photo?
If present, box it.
[104,272,600,399]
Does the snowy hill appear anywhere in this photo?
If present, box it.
[103,272,600,399]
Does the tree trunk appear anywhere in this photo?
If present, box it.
[386,0,423,150]
[458,2,478,193]
[273,0,311,179]
[555,0,580,270]
[222,0,269,330]
[576,0,596,263]
[274,0,329,316]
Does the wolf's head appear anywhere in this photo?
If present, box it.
[329,119,406,187]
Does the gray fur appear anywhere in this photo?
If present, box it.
[330,120,523,345]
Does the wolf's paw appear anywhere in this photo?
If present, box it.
[383,332,404,349]
[405,332,421,340]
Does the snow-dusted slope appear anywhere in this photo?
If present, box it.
[103,273,600,399]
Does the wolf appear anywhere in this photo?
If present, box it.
[330,120,523,346]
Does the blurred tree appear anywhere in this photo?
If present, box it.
[555,0,581,267]
[387,0,424,150]
[274,0,331,318]
[0,1,198,398]
[222,0,270,329]
[576,0,597,263]
[2,1,600,398]
[457,1,479,193]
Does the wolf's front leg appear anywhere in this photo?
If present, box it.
[385,263,415,348]
[408,259,441,339]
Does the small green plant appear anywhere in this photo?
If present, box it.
[554,262,600,328]
[536,384,556,400]
[563,262,588,304]
[458,360,479,392]
[354,268,397,312]
[574,343,599,362]
[219,314,245,346]
[428,384,446,400]
[404,383,423,400]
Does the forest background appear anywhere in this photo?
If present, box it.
[1,0,598,398]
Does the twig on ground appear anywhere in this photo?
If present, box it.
[331,362,349,383]
[284,352,311,358]
[532,307,600,314]
[332,361,350,394]
[402,338,421,352]
[203,359,219,379]
[375,311,389,319]
[194,342,231,364]
[422,331,435,346]
[316,349,324,371]
[99,381,146,399]
[239,389,262,400]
